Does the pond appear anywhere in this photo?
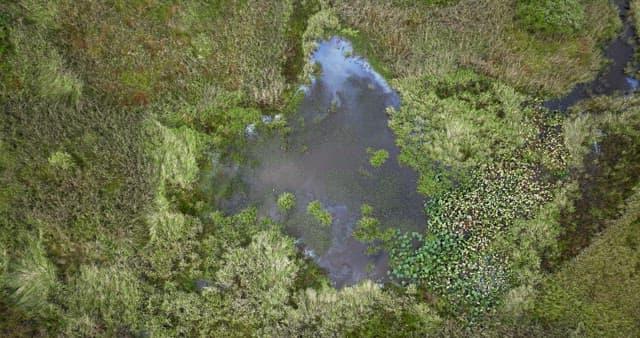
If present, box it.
[220,37,426,287]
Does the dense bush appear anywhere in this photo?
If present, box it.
[387,71,570,317]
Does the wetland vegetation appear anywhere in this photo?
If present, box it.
[1,0,639,336]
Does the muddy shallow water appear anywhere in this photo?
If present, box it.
[222,37,425,287]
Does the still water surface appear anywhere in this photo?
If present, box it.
[223,37,425,287]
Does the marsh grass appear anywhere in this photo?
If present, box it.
[533,186,640,337]
[277,192,296,213]
[1,0,637,335]
[57,0,295,108]
[335,0,620,96]
[367,148,389,167]
[307,200,333,227]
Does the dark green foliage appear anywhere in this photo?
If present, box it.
[516,0,586,36]
[533,187,640,337]
[554,97,640,263]
[0,11,11,75]
[159,91,263,152]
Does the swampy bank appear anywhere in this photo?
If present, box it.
[2,0,640,336]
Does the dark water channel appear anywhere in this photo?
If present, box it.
[544,0,639,111]
[222,37,425,287]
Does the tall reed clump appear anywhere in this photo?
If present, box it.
[3,239,58,316]
[64,264,143,337]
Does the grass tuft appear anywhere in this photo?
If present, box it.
[3,239,58,314]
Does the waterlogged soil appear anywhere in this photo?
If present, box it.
[544,0,638,111]
[221,37,425,287]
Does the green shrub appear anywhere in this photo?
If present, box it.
[353,217,381,242]
[277,192,296,212]
[307,200,333,226]
[367,148,389,167]
[516,0,586,36]
[143,284,242,337]
[389,71,536,195]
[353,204,395,248]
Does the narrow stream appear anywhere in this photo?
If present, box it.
[544,0,638,111]
[222,37,425,287]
